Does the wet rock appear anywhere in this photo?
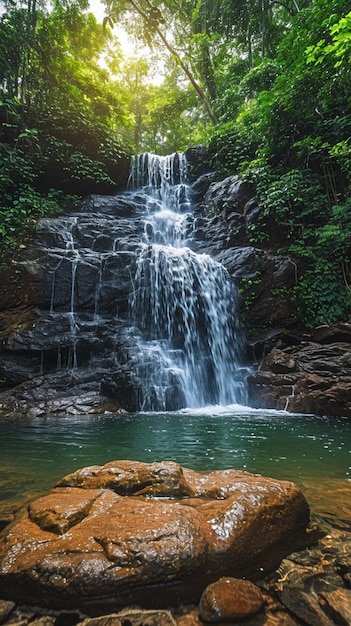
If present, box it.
[0,520,10,533]
[1,508,350,626]
[30,617,56,626]
[190,174,214,205]
[190,173,298,330]
[0,461,309,613]
[265,350,297,374]
[203,176,254,216]
[56,460,193,497]
[78,618,123,626]
[241,253,297,329]
[249,336,351,416]
[184,145,211,181]
[0,367,121,420]
[311,322,351,345]
[199,577,264,622]
[0,600,15,623]
[0,189,145,415]
[175,608,203,626]
[259,521,351,626]
[214,246,259,280]
[278,588,334,626]
[78,609,177,626]
[28,488,104,534]
[0,604,36,626]
[80,195,140,217]
[319,588,351,624]
[100,367,141,413]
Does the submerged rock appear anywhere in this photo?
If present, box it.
[78,609,177,626]
[0,600,15,623]
[198,577,264,622]
[319,589,351,625]
[0,461,310,613]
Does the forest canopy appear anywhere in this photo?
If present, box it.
[0,0,351,327]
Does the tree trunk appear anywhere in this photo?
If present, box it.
[198,39,218,102]
[20,0,37,104]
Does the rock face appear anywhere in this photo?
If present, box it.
[248,324,351,415]
[0,460,310,613]
[0,193,146,417]
[0,153,350,417]
[0,162,265,417]
[191,174,298,329]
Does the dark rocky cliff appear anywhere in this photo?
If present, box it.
[0,148,350,418]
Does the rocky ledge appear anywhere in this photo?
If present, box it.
[0,460,310,614]
[248,322,351,416]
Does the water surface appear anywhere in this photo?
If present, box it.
[1,407,350,529]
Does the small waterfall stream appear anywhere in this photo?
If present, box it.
[127,153,250,410]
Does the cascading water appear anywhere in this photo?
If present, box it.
[128,152,250,410]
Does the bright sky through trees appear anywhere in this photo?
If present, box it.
[89,0,136,58]
[88,0,165,84]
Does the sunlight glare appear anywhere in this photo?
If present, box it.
[89,0,136,58]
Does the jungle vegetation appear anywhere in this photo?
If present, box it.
[0,0,350,327]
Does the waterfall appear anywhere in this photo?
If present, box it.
[35,150,250,413]
[128,152,250,411]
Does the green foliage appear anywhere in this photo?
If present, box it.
[205,0,351,328]
[306,11,351,74]
[64,153,114,184]
[0,143,64,257]
[249,167,328,228]
[118,56,208,154]
[283,198,351,325]
[0,1,132,259]
[291,260,351,327]
[238,60,280,100]
[207,121,259,175]
[242,161,351,325]
[238,273,262,311]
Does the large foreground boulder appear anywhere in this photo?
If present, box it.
[0,460,310,613]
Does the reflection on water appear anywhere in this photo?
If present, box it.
[0,408,350,528]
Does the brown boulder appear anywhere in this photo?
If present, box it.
[199,577,264,622]
[0,461,310,613]
[56,460,193,498]
[311,322,351,344]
